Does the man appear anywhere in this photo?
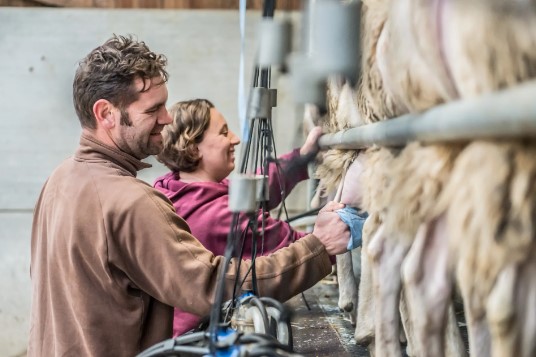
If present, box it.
[29,34,350,357]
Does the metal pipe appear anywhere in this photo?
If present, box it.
[229,175,257,213]
[318,80,536,150]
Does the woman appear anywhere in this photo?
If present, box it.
[154,99,323,336]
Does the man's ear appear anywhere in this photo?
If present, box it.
[93,99,115,130]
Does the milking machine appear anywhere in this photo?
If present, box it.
[137,1,361,356]
[137,175,298,357]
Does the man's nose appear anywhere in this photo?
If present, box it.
[160,109,172,125]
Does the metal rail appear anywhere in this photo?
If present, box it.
[318,80,536,149]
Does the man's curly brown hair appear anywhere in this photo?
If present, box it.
[157,99,215,172]
[73,34,169,129]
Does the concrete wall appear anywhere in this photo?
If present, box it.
[0,8,307,356]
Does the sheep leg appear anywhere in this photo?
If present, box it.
[517,258,536,357]
[487,259,536,357]
[400,290,418,357]
[457,264,491,357]
[351,247,362,288]
[351,246,362,325]
[369,224,409,356]
[486,264,517,357]
[402,216,465,357]
[466,315,491,357]
[337,251,358,325]
[444,303,467,357]
[355,216,378,346]
[367,341,376,357]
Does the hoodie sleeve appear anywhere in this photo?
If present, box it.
[261,149,310,210]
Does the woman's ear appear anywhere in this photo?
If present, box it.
[193,145,202,160]
[93,99,115,130]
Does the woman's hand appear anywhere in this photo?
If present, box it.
[300,126,323,157]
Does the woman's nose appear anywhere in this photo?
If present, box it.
[231,131,241,145]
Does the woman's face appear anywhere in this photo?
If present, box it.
[196,108,241,182]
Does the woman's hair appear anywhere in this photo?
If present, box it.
[157,99,214,172]
[73,34,168,129]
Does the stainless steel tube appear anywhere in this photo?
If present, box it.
[318,80,536,149]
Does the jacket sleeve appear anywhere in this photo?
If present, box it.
[108,182,331,317]
[261,149,310,210]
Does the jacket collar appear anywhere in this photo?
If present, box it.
[76,133,152,177]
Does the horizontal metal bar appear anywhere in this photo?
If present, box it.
[0,208,33,213]
[318,80,536,149]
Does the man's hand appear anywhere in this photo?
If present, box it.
[299,126,323,157]
[312,201,350,255]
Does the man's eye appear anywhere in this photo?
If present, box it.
[146,106,161,114]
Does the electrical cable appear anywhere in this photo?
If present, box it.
[260,296,294,349]
[208,213,241,355]
[245,295,271,333]
[285,205,323,223]
[249,213,259,295]
[232,218,250,299]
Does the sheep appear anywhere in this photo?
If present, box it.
[357,145,401,355]
[435,140,536,357]
[366,143,468,357]
[360,0,470,354]
[390,143,466,357]
[336,1,536,356]
[314,77,365,326]
[352,0,408,352]
[442,0,536,99]
[421,1,536,355]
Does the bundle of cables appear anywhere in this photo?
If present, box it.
[136,330,301,357]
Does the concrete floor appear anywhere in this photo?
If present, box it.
[289,275,370,356]
[289,275,469,357]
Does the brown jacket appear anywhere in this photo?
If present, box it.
[29,134,332,357]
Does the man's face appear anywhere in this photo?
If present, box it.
[113,76,172,159]
[196,108,241,182]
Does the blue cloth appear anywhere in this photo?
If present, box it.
[335,206,368,251]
